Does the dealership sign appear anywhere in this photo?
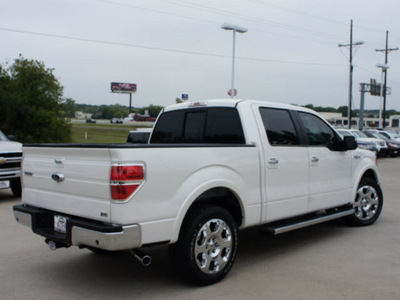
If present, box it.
[111,82,137,93]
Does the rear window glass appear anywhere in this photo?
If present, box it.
[126,132,151,143]
[150,107,245,144]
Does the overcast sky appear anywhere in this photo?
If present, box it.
[1,0,399,111]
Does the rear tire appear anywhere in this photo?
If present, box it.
[169,205,238,286]
[343,177,383,226]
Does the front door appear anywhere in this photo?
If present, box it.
[297,112,353,211]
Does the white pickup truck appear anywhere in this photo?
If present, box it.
[13,99,383,285]
[0,130,22,196]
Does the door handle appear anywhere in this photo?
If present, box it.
[311,156,319,163]
[268,158,279,165]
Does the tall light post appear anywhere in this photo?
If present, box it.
[221,23,248,98]
[376,64,389,128]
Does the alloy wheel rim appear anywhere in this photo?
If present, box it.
[194,218,233,274]
[354,185,379,221]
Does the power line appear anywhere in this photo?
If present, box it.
[163,0,346,40]
[0,27,346,68]
[91,0,347,43]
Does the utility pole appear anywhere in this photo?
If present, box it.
[376,31,398,128]
[338,20,364,129]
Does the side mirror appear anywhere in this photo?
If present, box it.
[343,136,357,151]
[7,135,18,142]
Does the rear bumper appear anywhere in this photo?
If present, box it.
[13,204,141,251]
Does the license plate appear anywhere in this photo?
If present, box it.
[0,181,9,189]
[54,215,68,233]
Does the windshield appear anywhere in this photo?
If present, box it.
[352,130,368,138]
[0,130,9,141]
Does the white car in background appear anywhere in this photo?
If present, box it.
[340,129,387,157]
[337,129,378,156]
[376,130,400,142]
[0,130,22,196]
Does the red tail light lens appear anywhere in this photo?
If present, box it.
[111,165,144,181]
[110,164,145,201]
[111,184,140,200]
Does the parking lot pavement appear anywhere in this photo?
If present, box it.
[1,158,399,299]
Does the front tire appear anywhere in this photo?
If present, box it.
[343,177,383,226]
[169,205,238,286]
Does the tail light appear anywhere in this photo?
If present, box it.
[111,164,145,201]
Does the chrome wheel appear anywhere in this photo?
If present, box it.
[195,218,233,274]
[343,177,383,226]
[169,205,238,285]
[354,185,379,221]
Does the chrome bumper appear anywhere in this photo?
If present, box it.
[13,205,141,251]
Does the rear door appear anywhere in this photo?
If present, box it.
[255,106,309,222]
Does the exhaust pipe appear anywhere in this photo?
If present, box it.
[130,249,152,266]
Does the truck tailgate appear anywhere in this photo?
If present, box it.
[22,146,112,222]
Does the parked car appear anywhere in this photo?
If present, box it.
[86,118,96,124]
[376,130,400,142]
[110,118,123,124]
[337,129,378,156]
[0,130,22,197]
[363,130,400,157]
[126,128,152,144]
[341,129,387,157]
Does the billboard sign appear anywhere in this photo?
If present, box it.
[182,94,189,101]
[111,82,137,93]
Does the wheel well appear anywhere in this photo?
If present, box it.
[188,187,243,227]
[361,169,378,183]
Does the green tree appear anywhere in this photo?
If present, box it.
[139,104,164,117]
[63,98,77,118]
[0,55,71,143]
[337,106,348,117]
[98,104,129,119]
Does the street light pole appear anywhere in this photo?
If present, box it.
[221,23,248,99]
[376,64,389,128]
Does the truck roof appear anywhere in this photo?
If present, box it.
[164,99,314,114]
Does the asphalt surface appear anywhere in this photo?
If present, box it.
[1,158,399,299]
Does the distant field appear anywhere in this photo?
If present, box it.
[71,124,135,143]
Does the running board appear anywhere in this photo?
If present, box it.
[264,208,355,235]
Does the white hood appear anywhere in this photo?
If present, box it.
[0,141,23,154]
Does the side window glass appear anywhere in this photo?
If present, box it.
[298,112,336,146]
[259,108,299,145]
[205,108,245,144]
